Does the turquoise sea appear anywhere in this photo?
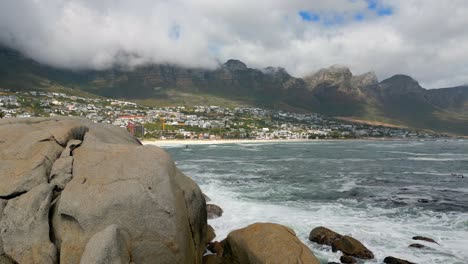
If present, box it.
[163,140,468,264]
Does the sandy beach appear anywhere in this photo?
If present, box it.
[142,139,312,146]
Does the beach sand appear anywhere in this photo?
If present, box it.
[142,139,312,146]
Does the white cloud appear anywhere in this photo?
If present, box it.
[0,0,467,88]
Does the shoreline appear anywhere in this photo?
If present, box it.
[141,137,442,146]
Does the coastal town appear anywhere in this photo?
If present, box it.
[0,89,448,140]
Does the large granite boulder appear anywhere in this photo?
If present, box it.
[0,117,207,264]
[79,224,130,264]
[221,222,320,264]
[0,183,57,264]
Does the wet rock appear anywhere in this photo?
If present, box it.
[203,254,222,264]
[206,225,216,245]
[0,184,57,264]
[340,255,357,263]
[79,224,130,264]
[208,241,224,256]
[207,204,223,219]
[384,256,416,264]
[409,243,429,249]
[412,235,439,244]
[332,236,374,259]
[221,222,320,264]
[309,226,343,246]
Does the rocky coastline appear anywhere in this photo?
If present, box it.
[0,117,436,263]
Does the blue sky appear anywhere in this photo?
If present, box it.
[299,0,393,26]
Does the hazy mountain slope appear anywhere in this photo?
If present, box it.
[0,46,467,135]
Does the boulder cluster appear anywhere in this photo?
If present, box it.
[0,117,440,264]
[0,118,207,264]
[0,118,323,264]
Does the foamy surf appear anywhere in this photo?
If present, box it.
[160,140,468,264]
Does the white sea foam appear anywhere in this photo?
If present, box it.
[203,183,468,264]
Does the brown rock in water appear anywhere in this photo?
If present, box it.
[409,243,429,249]
[208,241,224,256]
[207,204,223,219]
[221,222,320,264]
[206,225,216,245]
[340,255,357,263]
[0,117,208,264]
[412,235,439,244]
[332,236,374,259]
[309,226,343,246]
[384,256,416,264]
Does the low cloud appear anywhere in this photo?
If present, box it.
[1,0,467,88]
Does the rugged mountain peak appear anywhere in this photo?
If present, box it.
[304,65,353,89]
[351,71,379,88]
[223,59,248,71]
[380,74,423,93]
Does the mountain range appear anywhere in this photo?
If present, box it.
[1,46,467,135]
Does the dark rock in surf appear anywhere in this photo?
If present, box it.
[409,243,429,249]
[412,235,439,244]
[332,236,374,259]
[340,255,357,263]
[383,256,416,264]
[207,204,223,219]
[309,226,342,246]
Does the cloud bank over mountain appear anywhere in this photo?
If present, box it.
[1,0,467,88]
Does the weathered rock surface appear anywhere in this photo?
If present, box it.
[0,117,208,264]
[309,226,342,246]
[383,256,416,264]
[332,236,374,259]
[206,225,216,245]
[49,156,74,189]
[221,222,320,264]
[340,255,357,263]
[207,204,223,219]
[412,235,438,244]
[0,183,56,264]
[79,224,130,264]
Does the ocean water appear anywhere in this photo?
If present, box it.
[163,140,468,264]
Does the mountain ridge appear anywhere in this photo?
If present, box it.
[0,45,467,135]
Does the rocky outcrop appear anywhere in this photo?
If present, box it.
[207,204,223,219]
[383,256,416,264]
[0,183,57,264]
[340,255,357,264]
[332,236,374,259]
[309,226,342,246]
[409,243,429,249]
[205,225,216,245]
[412,235,438,244]
[79,225,130,264]
[0,117,208,264]
[221,223,320,264]
[309,226,373,260]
